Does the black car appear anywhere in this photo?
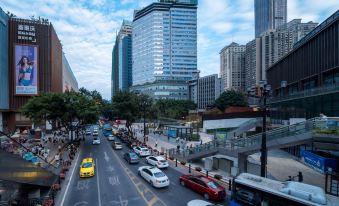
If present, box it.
[123,152,140,164]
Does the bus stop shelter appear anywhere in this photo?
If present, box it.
[164,125,193,141]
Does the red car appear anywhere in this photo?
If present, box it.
[179,175,226,201]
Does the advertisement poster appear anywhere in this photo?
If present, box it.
[15,44,38,95]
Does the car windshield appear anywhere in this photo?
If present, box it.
[207,181,220,190]
[130,153,138,158]
[154,172,165,178]
[115,142,121,145]
[160,160,167,163]
[82,163,92,168]
[141,148,148,151]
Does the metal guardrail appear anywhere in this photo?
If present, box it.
[269,83,339,104]
[172,117,339,159]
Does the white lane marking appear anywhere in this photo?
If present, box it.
[96,158,102,206]
[110,195,128,206]
[60,145,82,206]
[73,201,88,206]
[108,176,120,186]
[104,151,109,162]
[107,165,115,172]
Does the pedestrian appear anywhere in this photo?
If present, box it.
[58,145,61,153]
[155,140,158,148]
[200,139,203,145]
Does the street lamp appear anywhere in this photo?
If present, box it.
[248,80,271,177]
[140,100,150,139]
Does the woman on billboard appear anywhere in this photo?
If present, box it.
[17,56,34,86]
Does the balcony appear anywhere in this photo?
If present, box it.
[269,83,339,104]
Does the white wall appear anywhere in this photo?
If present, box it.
[203,118,254,132]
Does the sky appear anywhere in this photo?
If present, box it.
[0,0,338,100]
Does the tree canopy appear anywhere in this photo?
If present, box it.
[153,99,196,120]
[214,90,248,112]
[21,90,100,131]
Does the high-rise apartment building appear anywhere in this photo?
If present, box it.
[131,1,198,100]
[0,8,8,132]
[255,0,287,37]
[112,20,132,98]
[245,19,318,89]
[188,74,224,109]
[220,42,246,91]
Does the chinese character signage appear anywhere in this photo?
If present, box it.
[17,24,36,42]
[15,44,38,95]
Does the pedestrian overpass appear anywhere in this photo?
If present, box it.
[170,117,339,173]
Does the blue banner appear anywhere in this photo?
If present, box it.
[300,150,337,173]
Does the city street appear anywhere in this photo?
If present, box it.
[59,128,227,206]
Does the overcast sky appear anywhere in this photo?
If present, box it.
[1,0,338,99]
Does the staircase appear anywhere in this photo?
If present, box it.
[226,118,259,138]
[172,117,333,161]
[0,132,60,187]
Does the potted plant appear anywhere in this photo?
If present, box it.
[169,156,174,160]
[195,167,202,172]
[180,161,186,165]
[214,174,222,180]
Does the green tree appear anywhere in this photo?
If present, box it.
[21,90,100,139]
[153,99,196,119]
[214,90,248,112]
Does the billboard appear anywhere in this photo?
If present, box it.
[15,44,38,95]
[300,150,337,173]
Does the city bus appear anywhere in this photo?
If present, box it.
[230,173,338,206]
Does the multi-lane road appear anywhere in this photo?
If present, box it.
[58,127,228,206]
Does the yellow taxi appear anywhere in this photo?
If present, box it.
[79,158,95,178]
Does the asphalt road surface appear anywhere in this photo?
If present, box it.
[60,127,228,206]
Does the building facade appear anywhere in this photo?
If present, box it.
[188,74,224,109]
[130,80,188,100]
[267,11,339,119]
[131,1,198,99]
[62,53,79,92]
[220,42,246,91]
[245,19,318,89]
[111,20,132,98]
[0,16,76,132]
[254,0,287,37]
[0,8,8,132]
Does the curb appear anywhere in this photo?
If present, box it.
[146,144,231,189]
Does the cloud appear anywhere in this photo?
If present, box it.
[210,22,233,34]
[0,0,337,99]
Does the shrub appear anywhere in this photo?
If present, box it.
[195,167,202,172]
[169,156,174,160]
[214,174,222,180]
[180,161,186,165]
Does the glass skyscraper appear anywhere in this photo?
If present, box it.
[255,0,287,37]
[131,1,198,100]
[112,20,132,98]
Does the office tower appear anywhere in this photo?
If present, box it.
[131,1,198,100]
[188,74,224,109]
[255,0,287,37]
[112,20,132,98]
[220,42,246,91]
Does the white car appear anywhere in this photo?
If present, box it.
[92,137,100,145]
[107,135,115,141]
[93,131,99,136]
[86,129,91,135]
[146,156,169,168]
[134,146,151,157]
[187,200,222,206]
[138,166,169,188]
